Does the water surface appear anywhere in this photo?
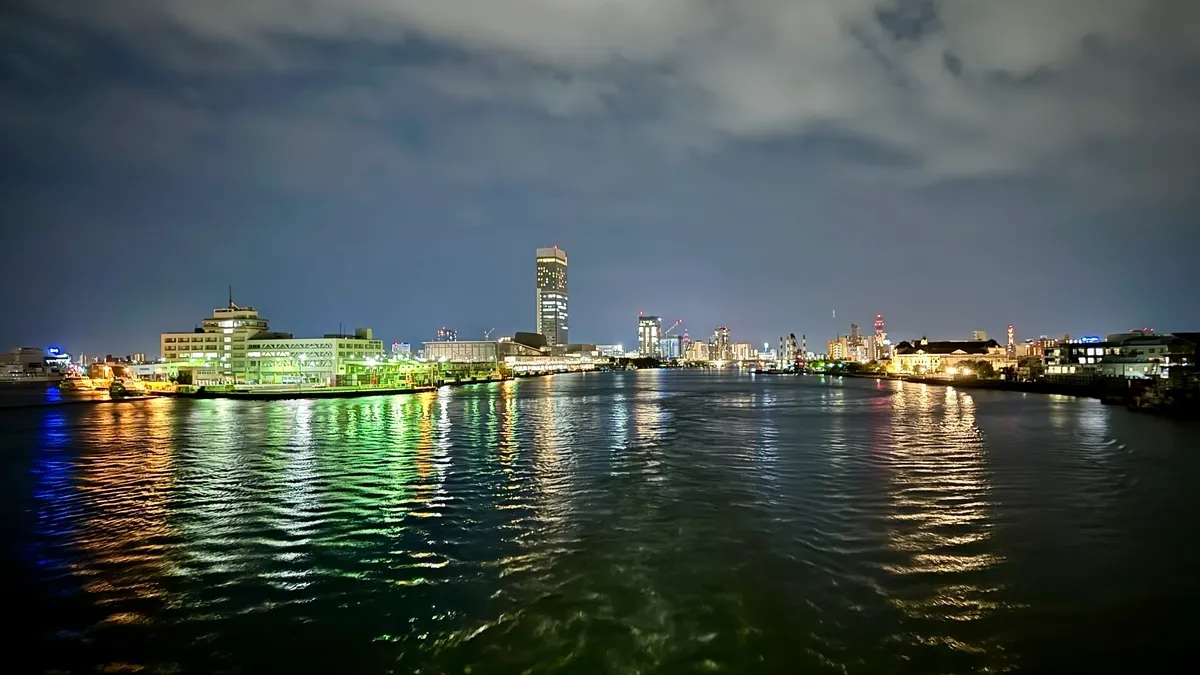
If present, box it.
[4,372,1198,673]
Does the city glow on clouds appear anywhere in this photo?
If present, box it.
[25,0,1200,185]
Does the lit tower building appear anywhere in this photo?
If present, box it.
[1007,324,1016,357]
[873,314,885,359]
[712,327,731,361]
[535,246,569,346]
[638,314,661,357]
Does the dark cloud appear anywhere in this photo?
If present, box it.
[0,0,1197,353]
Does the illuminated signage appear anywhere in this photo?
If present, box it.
[1081,335,1102,343]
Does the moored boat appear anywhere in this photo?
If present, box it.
[59,373,95,391]
[110,377,148,397]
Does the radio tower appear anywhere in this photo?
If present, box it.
[874,313,886,360]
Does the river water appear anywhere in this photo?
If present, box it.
[3,371,1198,673]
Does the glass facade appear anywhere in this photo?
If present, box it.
[535,247,568,346]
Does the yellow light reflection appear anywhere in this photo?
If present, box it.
[883,383,1005,635]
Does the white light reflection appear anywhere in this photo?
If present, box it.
[883,383,1004,652]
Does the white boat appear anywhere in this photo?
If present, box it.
[59,374,96,391]
[110,377,148,397]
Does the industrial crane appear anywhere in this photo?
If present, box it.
[664,319,683,336]
[483,328,495,340]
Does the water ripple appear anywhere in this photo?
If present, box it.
[5,373,1200,673]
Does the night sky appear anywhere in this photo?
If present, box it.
[2,1,1198,356]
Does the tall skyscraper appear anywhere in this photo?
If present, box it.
[712,327,731,360]
[1006,324,1015,357]
[535,246,568,346]
[638,315,662,357]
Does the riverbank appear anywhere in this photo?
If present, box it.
[835,371,1130,398]
[832,371,1200,416]
[0,372,535,409]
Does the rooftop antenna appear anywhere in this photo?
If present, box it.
[228,285,234,309]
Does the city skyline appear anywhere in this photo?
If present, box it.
[2,2,1198,355]
[0,278,1181,360]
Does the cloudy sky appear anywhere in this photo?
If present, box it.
[2,0,1198,354]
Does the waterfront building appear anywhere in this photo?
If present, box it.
[160,298,270,381]
[972,330,989,341]
[1044,331,1199,380]
[422,339,596,375]
[1006,324,1016,357]
[535,246,569,346]
[711,327,731,361]
[596,344,625,358]
[161,298,383,384]
[660,335,685,360]
[891,338,1014,375]
[638,315,662,357]
[0,347,46,367]
[731,343,755,361]
[686,340,710,361]
[245,333,385,384]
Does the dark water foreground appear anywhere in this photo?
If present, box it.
[3,372,1199,674]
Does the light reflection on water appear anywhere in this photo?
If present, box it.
[9,372,1200,673]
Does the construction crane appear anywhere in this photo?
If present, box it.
[483,328,495,340]
[664,319,683,336]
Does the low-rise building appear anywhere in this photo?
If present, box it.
[423,340,545,363]
[891,338,1013,375]
[246,335,385,384]
[1043,331,1199,381]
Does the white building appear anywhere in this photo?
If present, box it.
[246,335,384,384]
[161,300,269,381]
[161,298,382,384]
[685,340,710,361]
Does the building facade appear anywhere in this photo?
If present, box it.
[161,301,270,381]
[246,336,385,384]
[535,246,569,346]
[685,340,710,361]
[659,336,685,360]
[891,338,1014,375]
[638,315,661,357]
[827,336,848,361]
[731,343,755,361]
[1045,331,1199,380]
[161,299,383,384]
[711,327,731,361]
